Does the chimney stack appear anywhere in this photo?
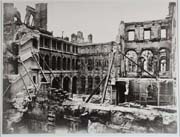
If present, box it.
[168,2,176,17]
[77,31,84,43]
[35,3,47,30]
[88,34,93,43]
[71,33,77,42]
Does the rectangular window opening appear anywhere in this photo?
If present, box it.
[144,29,151,40]
[128,31,135,41]
[33,76,36,84]
[161,28,166,39]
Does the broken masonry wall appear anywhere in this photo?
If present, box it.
[120,78,175,106]
[34,3,47,30]
[77,42,114,95]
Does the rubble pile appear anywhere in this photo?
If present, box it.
[47,88,70,132]
[3,89,32,133]
[62,101,177,133]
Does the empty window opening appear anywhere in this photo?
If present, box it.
[67,58,70,70]
[87,76,93,94]
[128,31,135,41]
[57,57,61,70]
[80,76,86,94]
[33,76,36,84]
[52,40,56,49]
[161,29,166,39]
[57,41,62,50]
[67,44,70,52]
[33,38,38,49]
[63,43,66,51]
[40,36,43,47]
[63,57,66,70]
[44,37,50,48]
[52,56,56,70]
[144,29,151,40]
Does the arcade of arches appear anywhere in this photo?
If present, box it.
[50,75,102,94]
[125,48,170,77]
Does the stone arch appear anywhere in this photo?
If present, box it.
[67,58,71,70]
[63,42,66,51]
[63,76,71,92]
[141,50,154,72]
[87,76,93,94]
[52,77,60,89]
[72,59,75,70]
[52,56,56,70]
[125,50,138,73]
[76,59,79,70]
[159,48,170,72]
[63,57,66,70]
[57,56,61,70]
[72,76,77,94]
[44,54,50,70]
[80,76,86,94]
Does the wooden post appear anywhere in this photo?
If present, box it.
[101,51,115,104]
[157,79,160,106]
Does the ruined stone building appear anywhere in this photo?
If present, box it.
[3,2,177,107]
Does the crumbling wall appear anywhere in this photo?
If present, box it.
[62,102,177,133]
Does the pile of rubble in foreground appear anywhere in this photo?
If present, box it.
[62,100,177,133]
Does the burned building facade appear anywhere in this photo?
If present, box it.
[3,2,177,108]
[114,2,177,105]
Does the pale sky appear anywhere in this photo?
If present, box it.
[12,0,176,43]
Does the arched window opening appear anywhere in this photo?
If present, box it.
[159,49,170,72]
[52,40,56,50]
[63,77,70,92]
[125,50,137,73]
[87,76,93,94]
[63,57,66,70]
[63,43,66,52]
[52,77,60,89]
[72,77,77,94]
[67,58,71,70]
[80,76,86,94]
[141,50,154,72]
[57,41,62,50]
[57,57,61,70]
[52,56,56,70]
[76,59,79,70]
[72,59,75,70]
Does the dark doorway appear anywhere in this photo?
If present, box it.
[63,77,70,92]
[72,77,77,94]
[116,81,126,104]
[52,78,59,89]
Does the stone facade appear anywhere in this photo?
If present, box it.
[3,2,177,106]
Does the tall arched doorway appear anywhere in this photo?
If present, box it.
[52,77,60,89]
[72,77,77,94]
[63,77,70,92]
